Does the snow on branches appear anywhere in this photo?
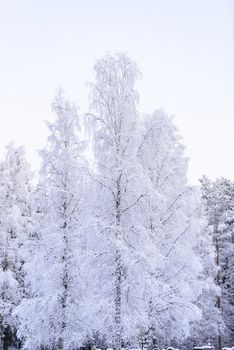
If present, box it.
[0,55,220,350]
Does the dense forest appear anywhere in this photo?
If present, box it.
[0,54,233,350]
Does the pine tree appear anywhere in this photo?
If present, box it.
[200,176,234,348]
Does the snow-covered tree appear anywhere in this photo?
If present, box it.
[200,176,234,348]
[0,143,33,349]
[86,54,213,349]
[86,53,150,349]
[0,54,223,350]
[181,224,221,349]
[137,110,216,346]
[15,91,88,350]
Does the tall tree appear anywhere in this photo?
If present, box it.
[0,144,33,350]
[86,53,149,350]
[86,54,213,349]
[200,176,234,348]
[137,111,215,346]
[15,91,88,350]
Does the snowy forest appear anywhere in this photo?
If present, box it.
[0,54,233,350]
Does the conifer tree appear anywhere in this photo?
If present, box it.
[200,176,234,348]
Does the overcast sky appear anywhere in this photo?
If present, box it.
[0,0,233,184]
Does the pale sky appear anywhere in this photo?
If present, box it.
[0,0,233,184]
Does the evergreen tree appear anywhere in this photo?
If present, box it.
[200,176,234,348]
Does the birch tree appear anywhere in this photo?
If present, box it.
[15,91,88,350]
[86,54,149,349]
[0,144,32,349]
[137,111,215,345]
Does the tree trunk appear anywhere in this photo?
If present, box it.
[115,176,122,350]
[115,249,122,350]
[59,201,69,350]
[215,232,222,350]
[3,327,11,350]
